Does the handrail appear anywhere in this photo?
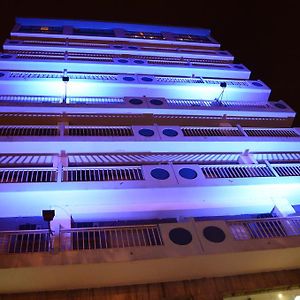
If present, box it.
[227,216,300,240]
[59,224,160,233]
[0,229,54,253]
[0,229,51,234]
[59,224,163,251]
[226,216,300,223]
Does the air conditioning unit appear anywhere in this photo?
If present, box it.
[132,125,160,141]
[158,221,203,257]
[142,164,178,188]
[124,96,148,108]
[197,218,300,254]
[157,126,184,140]
[172,164,205,186]
[194,220,236,254]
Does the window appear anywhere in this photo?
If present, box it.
[18,26,63,34]
[125,31,164,40]
[73,28,115,37]
[173,34,211,43]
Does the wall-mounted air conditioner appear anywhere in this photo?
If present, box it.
[194,220,236,254]
[142,164,178,188]
[172,164,205,186]
[158,222,203,257]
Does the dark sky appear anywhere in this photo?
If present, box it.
[1,0,299,125]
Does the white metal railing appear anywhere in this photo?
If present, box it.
[67,97,124,104]
[0,229,53,253]
[0,154,53,166]
[0,125,59,136]
[63,166,144,182]
[181,127,243,137]
[11,51,229,66]
[0,95,61,103]
[66,126,134,136]
[59,224,163,251]
[244,128,299,137]
[166,99,269,109]
[68,152,240,166]
[253,152,300,163]
[271,164,300,177]
[201,164,275,179]
[0,167,57,183]
[227,217,300,240]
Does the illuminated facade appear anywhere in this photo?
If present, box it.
[0,18,300,294]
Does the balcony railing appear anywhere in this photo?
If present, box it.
[227,217,300,240]
[59,224,163,251]
[1,217,300,256]
[0,167,57,183]
[0,229,53,254]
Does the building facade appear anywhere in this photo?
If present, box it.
[0,18,300,296]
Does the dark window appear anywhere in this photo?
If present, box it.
[19,26,63,34]
[173,34,211,43]
[19,223,37,230]
[73,28,115,37]
[125,31,164,40]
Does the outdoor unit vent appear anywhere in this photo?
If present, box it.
[63,166,144,182]
[67,126,134,136]
[201,165,275,179]
[195,220,235,254]
[0,168,57,183]
[158,222,202,256]
[0,126,59,136]
[181,127,242,137]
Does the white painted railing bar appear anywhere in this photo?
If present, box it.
[0,229,53,253]
[59,224,163,251]
[0,167,57,183]
[227,217,300,240]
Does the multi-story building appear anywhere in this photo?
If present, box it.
[0,18,300,298]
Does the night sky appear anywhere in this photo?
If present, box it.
[0,0,299,124]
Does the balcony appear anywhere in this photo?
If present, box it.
[59,224,163,251]
[1,217,300,293]
[0,229,53,254]
[0,216,300,256]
